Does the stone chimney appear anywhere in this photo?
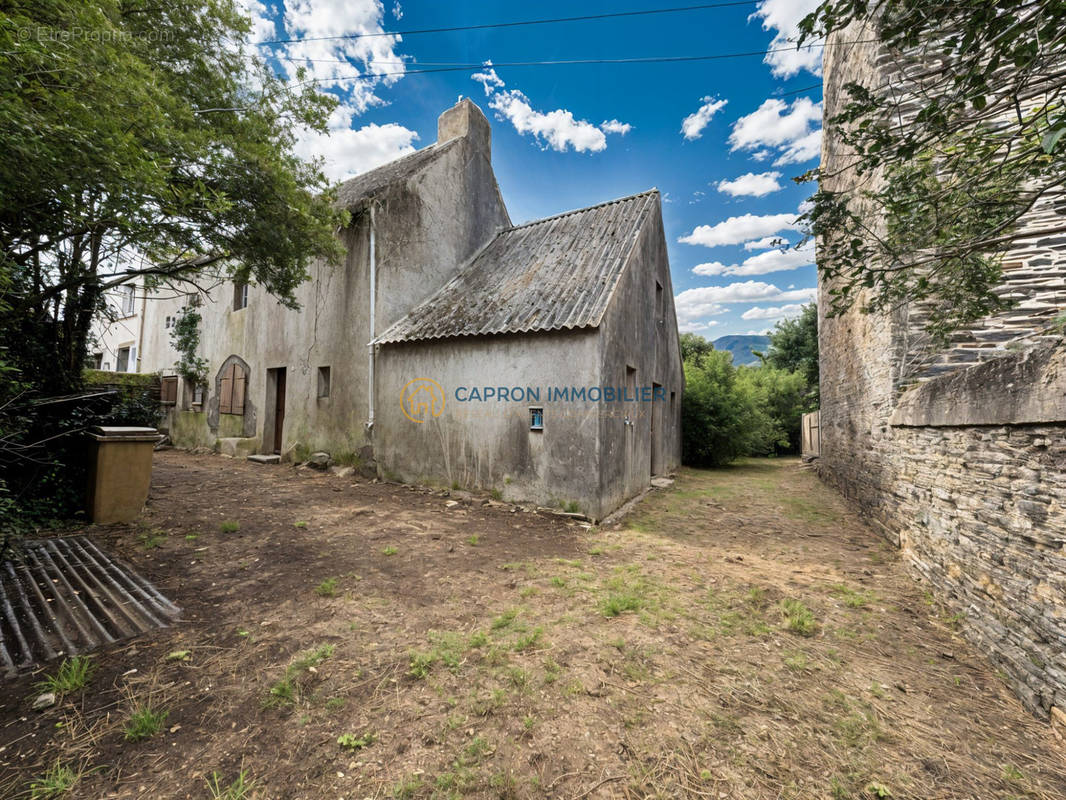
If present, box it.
[437,98,491,155]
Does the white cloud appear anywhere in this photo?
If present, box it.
[751,0,823,79]
[472,62,505,95]
[600,119,632,135]
[731,96,821,148]
[679,319,720,333]
[693,240,815,277]
[472,69,629,153]
[692,261,730,276]
[281,0,406,112]
[240,0,277,41]
[489,91,608,152]
[676,281,816,307]
[392,1,403,20]
[681,96,728,140]
[716,170,783,198]
[674,296,729,331]
[741,303,807,320]
[678,212,802,248]
[773,129,822,165]
[743,236,783,251]
[295,104,419,181]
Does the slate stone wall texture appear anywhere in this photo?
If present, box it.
[818,26,1066,717]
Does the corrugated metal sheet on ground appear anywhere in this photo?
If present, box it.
[1,536,180,677]
[375,189,658,344]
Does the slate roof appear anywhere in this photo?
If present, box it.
[335,139,458,210]
[374,189,659,345]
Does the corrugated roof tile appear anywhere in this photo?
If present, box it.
[375,190,658,345]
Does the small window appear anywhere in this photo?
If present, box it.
[116,346,131,373]
[118,285,136,317]
[165,315,173,329]
[233,281,249,311]
[92,353,103,369]
[192,383,205,405]
[317,366,331,398]
[160,376,178,404]
[655,281,664,322]
[529,407,544,431]
[103,361,111,371]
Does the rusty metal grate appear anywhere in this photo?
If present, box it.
[1,536,180,677]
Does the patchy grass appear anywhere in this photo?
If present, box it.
[205,770,255,800]
[123,706,168,742]
[314,577,338,597]
[11,452,1066,800]
[219,520,240,533]
[264,644,335,709]
[337,732,377,751]
[35,656,95,696]
[28,761,80,799]
[138,529,167,549]
[382,545,398,556]
[782,598,818,636]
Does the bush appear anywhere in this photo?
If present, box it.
[735,366,812,455]
[681,350,767,467]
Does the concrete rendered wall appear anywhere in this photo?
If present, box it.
[596,199,684,515]
[818,28,1066,716]
[374,330,605,516]
[138,109,508,458]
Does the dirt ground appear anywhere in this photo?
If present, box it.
[2,451,1065,800]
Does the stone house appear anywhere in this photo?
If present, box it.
[818,30,1066,717]
[133,99,684,519]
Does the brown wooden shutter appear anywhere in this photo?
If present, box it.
[161,376,177,403]
[219,364,233,414]
[232,365,246,415]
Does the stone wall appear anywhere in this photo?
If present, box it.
[818,25,1066,717]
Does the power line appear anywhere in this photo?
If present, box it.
[277,43,835,88]
[255,2,759,46]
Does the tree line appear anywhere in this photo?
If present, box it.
[680,305,819,468]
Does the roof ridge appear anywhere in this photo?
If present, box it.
[504,188,659,232]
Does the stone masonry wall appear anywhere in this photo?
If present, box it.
[818,25,1066,717]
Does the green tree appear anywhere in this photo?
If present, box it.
[762,304,819,398]
[1,0,347,394]
[799,1,1066,344]
[679,332,715,363]
[736,366,811,454]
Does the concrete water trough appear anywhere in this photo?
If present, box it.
[0,536,180,677]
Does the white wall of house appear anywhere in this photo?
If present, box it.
[88,283,143,372]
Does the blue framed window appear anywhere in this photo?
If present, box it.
[529,407,544,431]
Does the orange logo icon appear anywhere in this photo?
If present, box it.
[401,378,446,423]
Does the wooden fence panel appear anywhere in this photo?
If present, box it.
[801,410,820,459]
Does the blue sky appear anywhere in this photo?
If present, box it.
[245,0,822,339]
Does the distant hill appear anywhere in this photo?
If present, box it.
[713,335,770,366]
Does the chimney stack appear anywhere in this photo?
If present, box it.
[437,98,491,155]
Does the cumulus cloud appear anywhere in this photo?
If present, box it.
[280,0,406,113]
[751,0,823,78]
[675,281,815,332]
[678,212,802,248]
[681,96,728,140]
[716,170,783,198]
[741,303,807,320]
[240,0,277,41]
[679,319,720,334]
[773,129,822,165]
[472,62,505,95]
[600,119,632,135]
[729,97,822,169]
[693,240,814,277]
[471,68,630,153]
[295,103,419,181]
[743,236,783,251]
